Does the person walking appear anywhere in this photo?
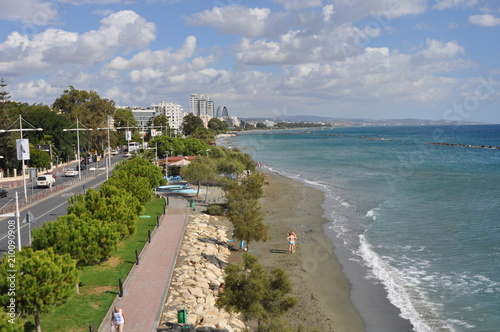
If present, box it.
[110,306,125,331]
[287,231,297,254]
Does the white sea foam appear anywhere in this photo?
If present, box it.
[359,234,457,332]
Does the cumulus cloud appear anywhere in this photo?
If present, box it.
[0,0,58,25]
[0,10,156,73]
[469,14,500,27]
[185,5,289,38]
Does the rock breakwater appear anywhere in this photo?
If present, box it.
[158,213,246,332]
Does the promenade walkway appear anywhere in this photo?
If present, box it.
[97,196,190,332]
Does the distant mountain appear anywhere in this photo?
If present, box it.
[241,115,485,126]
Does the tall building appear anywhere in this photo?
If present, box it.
[189,93,214,117]
[151,101,185,132]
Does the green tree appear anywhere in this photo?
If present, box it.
[67,186,141,239]
[256,122,267,129]
[52,86,115,153]
[114,157,163,189]
[31,214,120,266]
[227,194,269,250]
[190,127,215,142]
[0,248,79,332]
[28,149,50,169]
[180,156,218,197]
[217,254,298,327]
[105,168,152,205]
[208,117,227,133]
[183,137,209,156]
[181,113,204,136]
[0,307,25,332]
[114,108,137,128]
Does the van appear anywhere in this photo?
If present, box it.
[36,174,56,188]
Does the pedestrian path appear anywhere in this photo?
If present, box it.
[98,196,190,332]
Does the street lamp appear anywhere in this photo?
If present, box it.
[63,118,92,180]
[97,116,112,180]
[0,115,43,201]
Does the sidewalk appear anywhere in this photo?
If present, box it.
[98,196,190,332]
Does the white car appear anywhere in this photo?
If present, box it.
[64,168,79,177]
[36,175,56,188]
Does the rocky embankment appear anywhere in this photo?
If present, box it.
[158,213,246,332]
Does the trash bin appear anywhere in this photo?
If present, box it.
[190,201,195,209]
[177,308,187,324]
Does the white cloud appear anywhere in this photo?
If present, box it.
[0,10,156,73]
[433,0,479,10]
[469,14,500,27]
[269,0,323,10]
[185,5,279,38]
[0,0,58,25]
[418,39,465,59]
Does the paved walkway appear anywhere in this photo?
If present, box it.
[98,195,190,332]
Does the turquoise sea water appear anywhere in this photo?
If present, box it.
[225,125,500,332]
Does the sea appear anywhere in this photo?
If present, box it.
[222,124,500,332]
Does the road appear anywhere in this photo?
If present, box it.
[0,155,126,253]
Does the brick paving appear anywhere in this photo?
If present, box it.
[98,196,190,332]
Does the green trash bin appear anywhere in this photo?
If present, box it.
[190,201,195,209]
[177,308,187,324]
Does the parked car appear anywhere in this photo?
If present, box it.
[110,149,118,155]
[36,174,56,188]
[64,168,79,177]
[0,188,7,198]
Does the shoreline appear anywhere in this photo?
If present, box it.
[250,170,366,331]
[255,169,415,332]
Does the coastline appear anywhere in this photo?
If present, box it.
[250,169,366,331]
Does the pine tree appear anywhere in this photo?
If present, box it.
[0,248,79,332]
[217,254,298,327]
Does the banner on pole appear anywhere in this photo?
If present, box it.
[16,139,30,160]
[125,130,132,141]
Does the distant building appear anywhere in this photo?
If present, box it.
[151,101,185,133]
[124,106,155,127]
[216,106,229,118]
[190,93,214,117]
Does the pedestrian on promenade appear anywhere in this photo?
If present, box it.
[110,306,125,331]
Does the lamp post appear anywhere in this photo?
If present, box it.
[0,115,43,201]
[63,118,92,180]
[97,116,112,180]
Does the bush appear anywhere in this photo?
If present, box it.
[206,204,226,216]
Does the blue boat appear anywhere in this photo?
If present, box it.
[157,184,189,190]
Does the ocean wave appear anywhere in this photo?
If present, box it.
[359,234,456,332]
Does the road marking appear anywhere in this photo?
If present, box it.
[0,199,69,243]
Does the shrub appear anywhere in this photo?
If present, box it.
[206,203,226,216]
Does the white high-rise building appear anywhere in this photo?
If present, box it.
[189,93,214,117]
[151,101,185,132]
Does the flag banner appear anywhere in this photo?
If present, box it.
[151,129,157,137]
[16,139,30,160]
[125,130,132,141]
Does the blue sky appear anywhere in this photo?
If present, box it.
[1,0,499,123]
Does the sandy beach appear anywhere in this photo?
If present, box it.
[227,170,366,331]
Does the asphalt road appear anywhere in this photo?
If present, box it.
[0,155,125,253]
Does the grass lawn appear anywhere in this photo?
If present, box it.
[24,197,166,332]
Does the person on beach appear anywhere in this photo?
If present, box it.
[287,231,297,254]
[110,306,125,331]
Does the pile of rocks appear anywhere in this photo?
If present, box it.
[158,214,246,332]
